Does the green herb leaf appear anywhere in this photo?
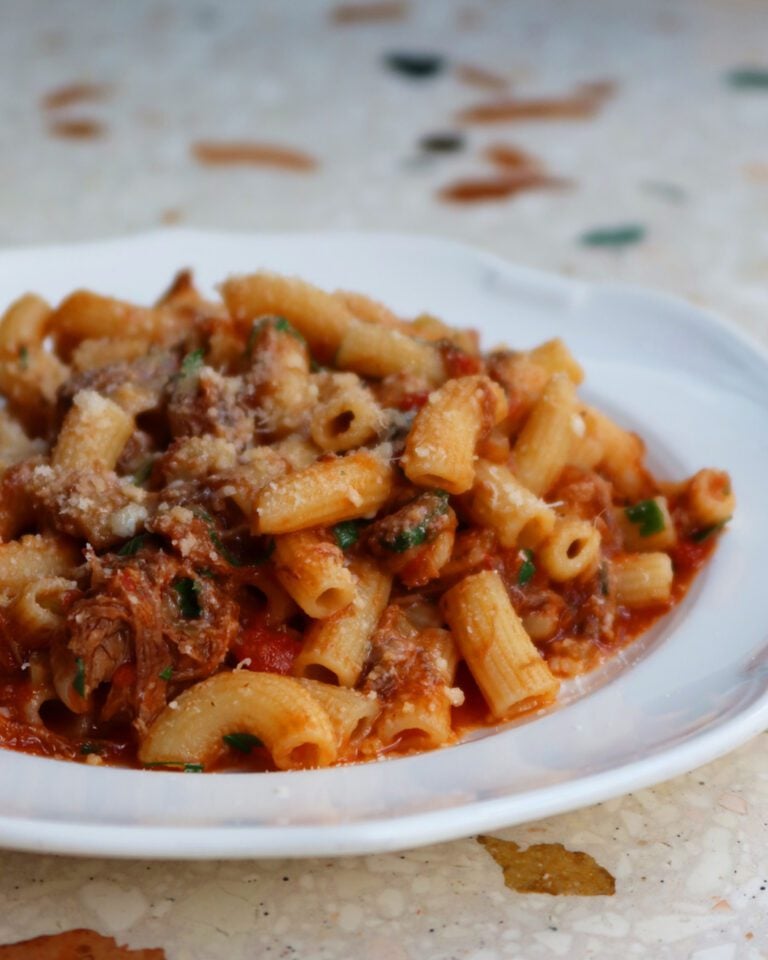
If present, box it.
[380,490,451,554]
[580,224,646,248]
[333,521,359,551]
[117,533,148,557]
[223,732,264,753]
[73,657,86,698]
[172,577,202,619]
[180,347,205,376]
[691,518,731,543]
[726,67,768,89]
[80,742,101,756]
[158,665,173,682]
[133,459,154,486]
[18,345,29,370]
[246,316,304,357]
[388,526,428,553]
[274,316,305,343]
[209,529,247,567]
[625,499,666,537]
[517,549,536,586]
[143,761,204,773]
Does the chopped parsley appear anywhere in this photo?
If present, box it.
[517,549,536,586]
[18,345,29,370]
[158,665,173,682]
[73,657,86,698]
[143,761,204,773]
[172,577,202,619]
[625,499,666,537]
[246,316,304,356]
[223,732,263,753]
[179,347,205,376]
[117,533,148,557]
[80,742,101,756]
[333,521,359,551]
[195,508,272,567]
[208,529,244,567]
[274,316,304,342]
[580,224,646,248]
[133,459,154,486]
[691,518,731,543]
[380,490,450,554]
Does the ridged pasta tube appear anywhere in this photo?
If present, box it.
[441,570,559,719]
[139,672,337,770]
[402,375,507,494]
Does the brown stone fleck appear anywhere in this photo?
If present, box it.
[477,835,615,896]
[331,1,407,23]
[191,140,318,171]
[48,118,105,140]
[160,209,183,225]
[438,172,569,204]
[42,82,110,110]
[745,162,768,182]
[483,142,543,172]
[457,80,615,124]
[0,929,166,959]
[455,63,508,91]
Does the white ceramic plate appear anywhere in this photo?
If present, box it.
[0,229,765,859]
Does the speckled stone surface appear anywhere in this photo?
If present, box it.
[1,0,767,956]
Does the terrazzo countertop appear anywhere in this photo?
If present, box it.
[1,1,768,957]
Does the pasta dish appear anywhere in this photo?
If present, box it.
[0,270,734,772]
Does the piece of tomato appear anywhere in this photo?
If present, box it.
[231,617,301,676]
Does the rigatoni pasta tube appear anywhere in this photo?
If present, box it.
[612,553,673,607]
[0,294,51,355]
[310,373,383,453]
[687,469,735,528]
[51,291,168,357]
[0,535,80,596]
[336,319,445,386]
[402,375,507,494]
[53,390,134,471]
[245,320,315,436]
[222,272,355,362]
[254,450,394,534]
[512,373,578,497]
[583,407,649,500]
[373,628,460,750]
[467,459,555,549]
[538,518,601,582]
[6,576,75,649]
[273,528,356,619]
[138,672,337,770]
[293,558,391,685]
[296,678,380,753]
[441,570,559,719]
[527,338,584,384]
